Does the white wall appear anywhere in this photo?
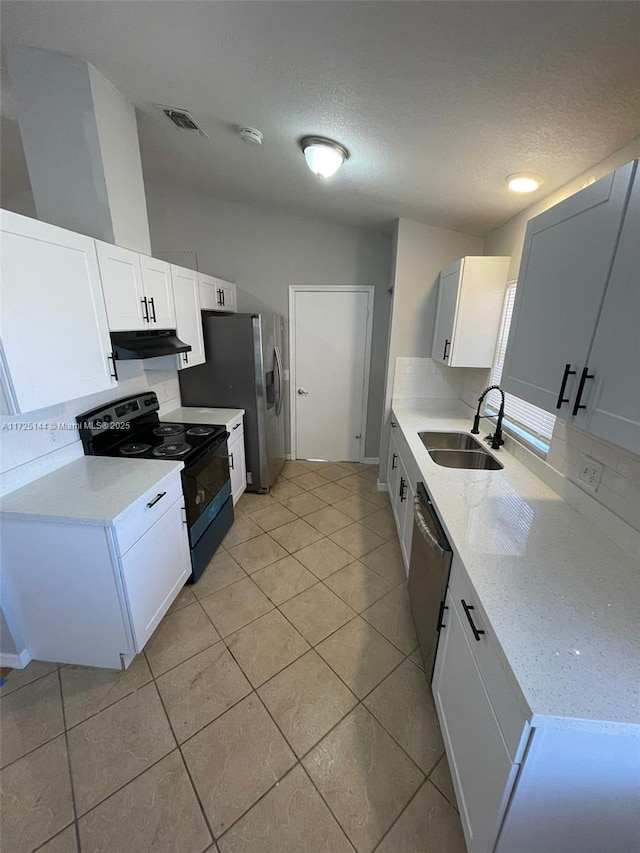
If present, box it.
[145,182,393,458]
[484,139,640,537]
[378,218,484,476]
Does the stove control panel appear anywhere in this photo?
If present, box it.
[76,392,159,438]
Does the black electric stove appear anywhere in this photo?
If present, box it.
[76,392,234,582]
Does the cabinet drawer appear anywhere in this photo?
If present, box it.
[449,562,529,760]
[114,473,184,555]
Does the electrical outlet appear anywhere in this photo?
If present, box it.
[578,456,603,491]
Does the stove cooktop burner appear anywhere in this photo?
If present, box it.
[153,424,185,437]
[152,443,191,458]
[186,426,216,437]
[120,443,152,456]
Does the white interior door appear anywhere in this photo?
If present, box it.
[292,287,373,462]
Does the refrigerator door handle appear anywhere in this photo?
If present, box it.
[274,345,284,416]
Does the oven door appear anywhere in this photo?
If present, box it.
[182,435,231,547]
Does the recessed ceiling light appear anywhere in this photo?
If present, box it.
[506,173,543,193]
[300,136,350,178]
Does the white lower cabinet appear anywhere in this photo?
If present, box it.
[433,589,523,853]
[1,470,190,669]
[387,425,413,575]
[226,415,247,504]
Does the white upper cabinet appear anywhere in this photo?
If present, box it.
[140,255,176,328]
[95,241,146,331]
[97,242,176,331]
[199,272,237,313]
[572,165,640,454]
[432,256,510,368]
[501,161,635,418]
[171,265,205,369]
[0,210,117,414]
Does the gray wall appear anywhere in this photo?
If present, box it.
[378,218,484,475]
[145,182,393,459]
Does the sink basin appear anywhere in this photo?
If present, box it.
[427,449,504,470]
[418,431,484,451]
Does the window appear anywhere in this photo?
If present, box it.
[485,281,556,455]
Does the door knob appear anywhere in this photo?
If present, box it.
[297,388,309,395]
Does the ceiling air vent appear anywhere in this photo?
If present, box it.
[155,105,209,138]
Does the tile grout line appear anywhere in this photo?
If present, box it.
[56,666,82,852]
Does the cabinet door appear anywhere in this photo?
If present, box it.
[228,427,247,504]
[501,162,635,415]
[400,476,414,575]
[171,265,205,369]
[219,281,236,313]
[576,165,640,454]
[432,262,460,365]
[96,240,146,331]
[120,497,191,652]
[433,592,519,853]
[0,212,117,414]
[387,424,401,503]
[140,255,176,328]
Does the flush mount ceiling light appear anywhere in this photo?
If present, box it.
[506,173,544,193]
[300,136,350,178]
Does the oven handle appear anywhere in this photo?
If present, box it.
[274,345,284,416]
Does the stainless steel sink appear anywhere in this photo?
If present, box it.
[418,431,484,451]
[427,448,503,470]
[417,431,503,470]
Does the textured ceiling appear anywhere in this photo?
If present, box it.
[2,1,639,235]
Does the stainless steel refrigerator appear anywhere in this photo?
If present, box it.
[178,312,285,492]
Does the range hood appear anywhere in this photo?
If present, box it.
[110,330,192,360]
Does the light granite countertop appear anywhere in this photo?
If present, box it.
[0,456,183,526]
[393,400,640,736]
[165,406,245,427]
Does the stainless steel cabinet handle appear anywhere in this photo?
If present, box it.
[297,388,309,395]
[413,495,445,556]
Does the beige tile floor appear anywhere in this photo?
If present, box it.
[0,460,467,853]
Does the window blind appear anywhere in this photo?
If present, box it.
[486,281,556,453]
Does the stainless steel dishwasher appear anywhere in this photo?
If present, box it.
[408,482,453,679]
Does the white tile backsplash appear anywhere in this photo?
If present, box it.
[0,361,181,497]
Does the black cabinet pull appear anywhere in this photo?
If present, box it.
[149,297,157,322]
[391,453,398,470]
[146,491,166,509]
[437,601,448,631]
[108,352,119,381]
[443,338,450,360]
[572,367,595,416]
[461,599,485,641]
[229,452,234,470]
[141,297,150,322]
[556,363,576,409]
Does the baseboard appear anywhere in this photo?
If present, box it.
[363,457,379,465]
[377,481,390,493]
[0,648,31,669]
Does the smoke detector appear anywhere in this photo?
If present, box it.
[238,127,263,145]
[156,105,208,138]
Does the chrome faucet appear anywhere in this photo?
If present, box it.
[471,385,505,450]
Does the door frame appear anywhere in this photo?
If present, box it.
[289,285,375,462]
